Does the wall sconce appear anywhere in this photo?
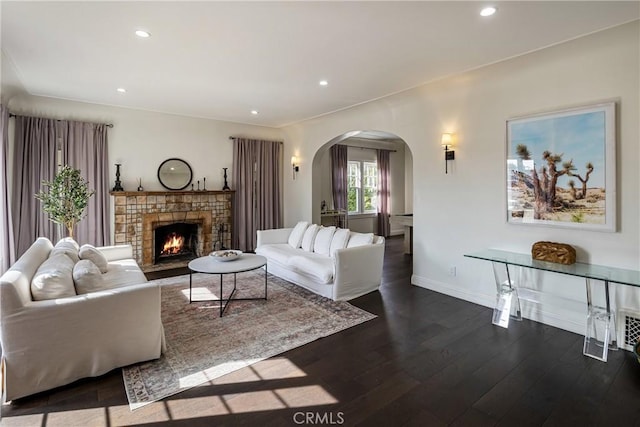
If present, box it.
[291,156,300,179]
[441,133,455,174]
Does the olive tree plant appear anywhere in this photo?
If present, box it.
[35,165,95,239]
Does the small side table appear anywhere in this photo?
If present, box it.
[188,253,268,317]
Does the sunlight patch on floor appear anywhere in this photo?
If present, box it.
[181,287,220,301]
[213,357,307,385]
[46,408,106,426]
[178,359,261,388]
[0,413,44,426]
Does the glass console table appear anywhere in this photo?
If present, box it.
[464,249,640,362]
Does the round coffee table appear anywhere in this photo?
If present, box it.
[188,253,268,317]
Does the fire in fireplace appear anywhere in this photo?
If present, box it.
[154,223,199,264]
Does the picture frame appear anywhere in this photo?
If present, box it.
[506,101,616,232]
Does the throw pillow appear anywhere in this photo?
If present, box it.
[73,259,107,294]
[329,228,351,256]
[300,224,320,252]
[313,226,336,256]
[79,244,109,273]
[50,237,80,263]
[346,232,375,248]
[287,221,309,249]
[31,253,77,301]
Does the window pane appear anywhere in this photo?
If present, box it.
[363,162,378,212]
[348,187,359,213]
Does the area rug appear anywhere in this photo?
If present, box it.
[122,270,376,409]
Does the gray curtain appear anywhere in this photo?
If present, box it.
[232,138,282,252]
[256,140,282,231]
[12,116,59,257]
[0,106,15,272]
[60,121,111,246]
[330,144,348,211]
[377,149,391,237]
[12,116,111,257]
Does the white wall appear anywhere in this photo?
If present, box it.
[7,95,284,242]
[282,22,640,335]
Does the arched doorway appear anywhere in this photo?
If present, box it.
[311,130,413,238]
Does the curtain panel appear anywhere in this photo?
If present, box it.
[12,116,111,257]
[0,105,15,273]
[330,144,348,212]
[232,138,282,252]
[376,149,391,237]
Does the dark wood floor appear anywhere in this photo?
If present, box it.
[3,236,640,426]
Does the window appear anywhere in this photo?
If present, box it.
[347,160,377,214]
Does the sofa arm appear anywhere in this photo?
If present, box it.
[97,244,134,261]
[333,243,385,301]
[257,228,292,247]
[2,282,163,400]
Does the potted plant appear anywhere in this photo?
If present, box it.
[35,165,95,239]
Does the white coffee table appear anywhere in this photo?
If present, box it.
[188,253,268,317]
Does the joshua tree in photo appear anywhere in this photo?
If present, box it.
[566,161,594,200]
[515,144,571,219]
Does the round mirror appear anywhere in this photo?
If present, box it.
[157,158,193,190]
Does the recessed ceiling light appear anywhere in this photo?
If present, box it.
[319,80,328,86]
[480,6,497,17]
[116,87,126,93]
[135,30,151,38]
[251,110,259,115]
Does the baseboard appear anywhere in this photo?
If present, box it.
[411,275,585,336]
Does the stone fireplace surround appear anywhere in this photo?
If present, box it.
[112,191,233,271]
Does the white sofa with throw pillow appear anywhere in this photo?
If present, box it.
[256,222,385,301]
[0,237,165,401]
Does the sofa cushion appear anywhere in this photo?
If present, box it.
[329,228,350,256]
[102,259,148,288]
[73,259,106,294]
[313,226,336,256]
[50,238,80,263]
[79,244,109,273]
[31,253,77,301]
[301,224,320,252]
[288,221,309,249]
[256,243,298,265]
[347,232,374,248]
[289,254,335,284]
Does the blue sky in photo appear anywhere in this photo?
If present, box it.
[509,110,606,188]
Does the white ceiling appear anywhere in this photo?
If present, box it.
[2,1,638,128]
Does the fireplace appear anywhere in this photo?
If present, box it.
[154,223,199,264]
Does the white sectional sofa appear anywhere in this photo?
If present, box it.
[256,222,385,301]
[0,237,165,401]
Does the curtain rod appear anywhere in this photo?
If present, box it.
[347,144,396,153]
[8,113,114,128]
[229,136,282,144]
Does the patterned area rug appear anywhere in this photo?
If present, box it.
[122,270,376,409]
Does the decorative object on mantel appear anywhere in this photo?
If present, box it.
[157,158,193,191]
[222,167,230,191]
[137,178,144,192]
[531,241,576,265]
[112,163,124,191]
[203,177,206,191]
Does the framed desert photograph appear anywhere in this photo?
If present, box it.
[506,101,616,231]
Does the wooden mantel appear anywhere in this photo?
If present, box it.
[110,190,235,196]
